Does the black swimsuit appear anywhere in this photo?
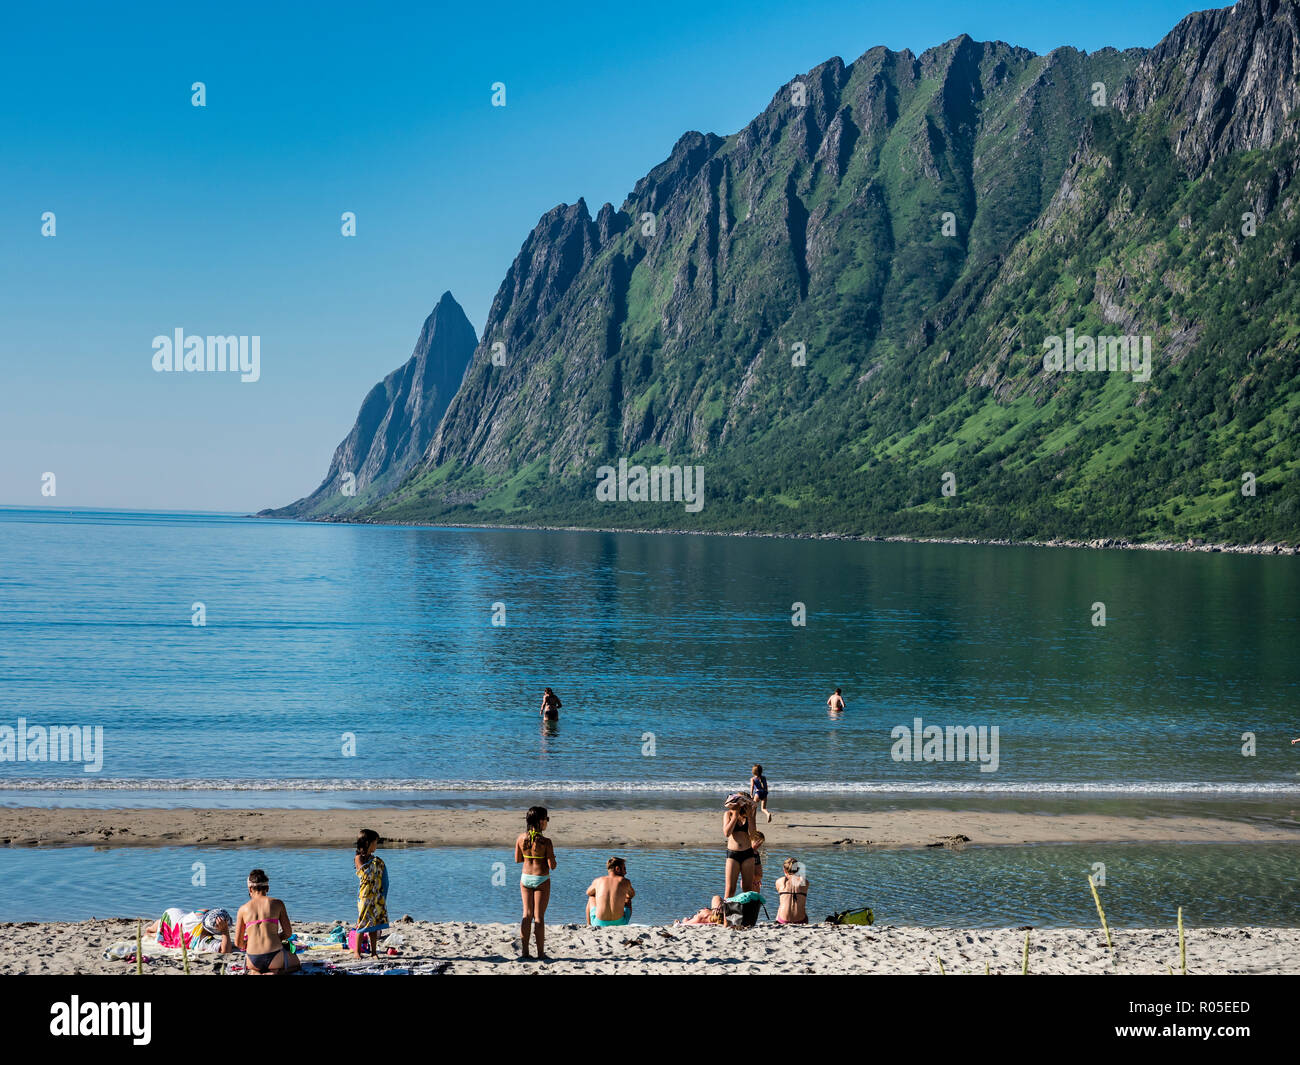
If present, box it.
[246,948,284,973]
[726,815,754,864]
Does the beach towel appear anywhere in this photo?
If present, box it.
[151,907,232,951]
[154,908,186,948]
[223,956,448,976]
[356,856,389,933]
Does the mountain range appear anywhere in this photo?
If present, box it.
[266,0,1300,544]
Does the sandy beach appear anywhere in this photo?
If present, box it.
[3,806,1296,850]
[4,918,1298,975]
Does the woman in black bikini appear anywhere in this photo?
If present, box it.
[234,868,301,975]
[723,793,758,898]
[775,858,810,925]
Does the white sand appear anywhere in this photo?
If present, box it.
[4,919,1298,975]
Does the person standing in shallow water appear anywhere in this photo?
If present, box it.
[827,687,845,715]
[515,806,556,960]
[540,687,562,720]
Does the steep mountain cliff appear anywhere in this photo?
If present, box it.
[265,292,477,518]
[359,2,1300,543]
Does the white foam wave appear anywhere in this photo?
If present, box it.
[0,778,1297,795]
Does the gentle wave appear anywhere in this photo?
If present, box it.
[1,778,1298,794]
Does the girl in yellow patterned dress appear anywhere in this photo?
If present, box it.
[353,828,389,959]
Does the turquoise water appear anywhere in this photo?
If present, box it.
[2,843,1297,927]
[1,507,1299,797]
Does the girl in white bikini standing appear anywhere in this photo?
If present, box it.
[515,806,557,960]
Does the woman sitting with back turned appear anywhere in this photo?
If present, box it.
[234,868,300,974]
[774,858,810,925]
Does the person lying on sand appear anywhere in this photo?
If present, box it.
[145,908,234,953]
[234,869,301,975]
[678,895,727,925]
[586,856,635,927]
[774,858,809,925]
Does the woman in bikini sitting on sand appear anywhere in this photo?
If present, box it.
[723,793,758,898]
[234,868,301,974]
[774,858,810,925]
[515,806,556,960]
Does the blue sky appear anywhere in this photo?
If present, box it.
[0,0,1209,511]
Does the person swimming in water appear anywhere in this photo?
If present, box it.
[586,856,635,927]
[540,688,562,720]
[515,806,556,959]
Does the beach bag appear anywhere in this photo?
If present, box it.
[827,906,874,926]
[347,930,370,952]
[723,891,766,927]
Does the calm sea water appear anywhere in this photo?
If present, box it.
[1,842,1296,927]
[1,507,1299,798]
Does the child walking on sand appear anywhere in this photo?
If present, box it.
[750,764,771,822]
[353,828,389,959]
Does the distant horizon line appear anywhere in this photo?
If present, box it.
[0,504,254,517]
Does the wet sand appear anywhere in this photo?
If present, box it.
[2,806,1297,849]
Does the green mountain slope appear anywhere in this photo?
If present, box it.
[360,1,1300,544]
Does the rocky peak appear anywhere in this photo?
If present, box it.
[1117,0,1300,169]
[262,291,477,518]
[482,198,602,343]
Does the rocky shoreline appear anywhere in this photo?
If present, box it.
[282,513,1298,556]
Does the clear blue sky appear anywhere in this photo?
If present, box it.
[0,0,1210,511]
